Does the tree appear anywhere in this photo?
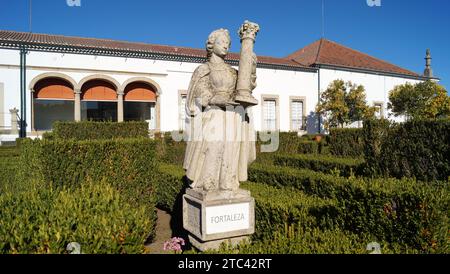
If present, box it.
[387,83,418,120]
[420,81,450,119]
[317,80,374,129]
[346,83,376,122]
[388,80,450,120]
[317,80,349,129]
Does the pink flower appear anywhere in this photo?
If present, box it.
[163,237,186,253]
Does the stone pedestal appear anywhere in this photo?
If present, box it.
[9,108,19,135]
[183,188,255,251]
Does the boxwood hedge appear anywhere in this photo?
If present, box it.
[248,164,449,253]
[0,180,153,254]
[18,138,158,231]
[52,121,149,140]
[328,128,364,157]
[274,154,365,177]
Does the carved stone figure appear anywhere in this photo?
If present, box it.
[183,25,259,192]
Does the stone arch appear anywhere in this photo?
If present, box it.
[76,74,121,92]
[120,77,162,95]
[29,72,77,91]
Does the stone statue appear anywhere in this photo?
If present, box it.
[183,23,259,192]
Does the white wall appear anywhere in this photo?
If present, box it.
[252,67,318,132]
[0,47,424,137]
[319,68,422,124]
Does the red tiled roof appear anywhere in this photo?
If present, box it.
[0,30,421,77]
[0,30,306,69]
[286,38,419,77]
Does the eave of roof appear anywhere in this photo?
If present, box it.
[0,30,317,72]
[287,38,430,80]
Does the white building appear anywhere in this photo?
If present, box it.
[0,30,435,142]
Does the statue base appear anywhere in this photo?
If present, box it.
[182,188,255,251]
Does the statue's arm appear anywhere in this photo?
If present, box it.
[186,65,212,116]
[195,76,213,107]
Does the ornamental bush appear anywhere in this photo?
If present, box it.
[241,182,341,240]
[154,132,187,166]
[0,180,153,254]
[52,121,149,140]
[363,119,450,181]
[18,138,158,234]
[274,154,364,177]
[155,163,189,212]
[0,146,20,193]
[328,128,364,157]
[248,164,449,253]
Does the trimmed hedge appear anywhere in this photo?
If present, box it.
[0,180,153,254]
[18,138,158,234]
[257,132,320,155]
[274,154,364,177]
[248,164,449,253]
[155,132,187,166]
[156,163,188,212]
[0,147,20,193]
[329,128,364,157]
[215,226,424,254]
[241,182,340,240]
[151,163,342,243]
[364,119,450,181]
[362,119,390,176]
[52,121,149,140]
[297,141,319,154]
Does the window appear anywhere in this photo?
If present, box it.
[33,78,75,131]
[35,100,74,130]
[81,101,117,122]
[263,99,277,131]
[179,93,187,131]
[374,103,384,119]
[291,100,304,131]
[124,82,157,130]
[81,80,118,122]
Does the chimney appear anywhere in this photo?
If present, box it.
[424,49,433,78]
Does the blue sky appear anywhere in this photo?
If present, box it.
[1,0,449,89]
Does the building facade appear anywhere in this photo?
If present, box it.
[0,30,435,142]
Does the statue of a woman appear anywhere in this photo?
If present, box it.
[183,28,257,192]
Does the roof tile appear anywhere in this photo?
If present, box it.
[287,38,419,77]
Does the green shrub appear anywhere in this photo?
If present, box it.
[274,154,364,177]
[257,132,320,155]
[155,163,188,212]
[41,131,55,141]
[362,119,390,176]
[364,119,450,181]
[18,138,158,221]
[0,147,20,193]
[155,132,187,165]
[52,121,149,140]
[0,180,153,254]
[242,182,341,240]
[0,146,20,158]
[329,128,364,157]
[215,225,423,254]
[220,226,370,254]
[297,141,319,154]
[248,164,449,253]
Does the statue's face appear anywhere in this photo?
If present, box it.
[213,34,230,58]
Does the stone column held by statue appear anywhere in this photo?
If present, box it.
[235,20,260,107]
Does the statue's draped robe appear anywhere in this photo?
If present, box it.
[183,63,256,191]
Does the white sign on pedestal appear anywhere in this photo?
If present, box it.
[205,203,250,235]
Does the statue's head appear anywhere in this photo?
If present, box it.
[206,29,231,60]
